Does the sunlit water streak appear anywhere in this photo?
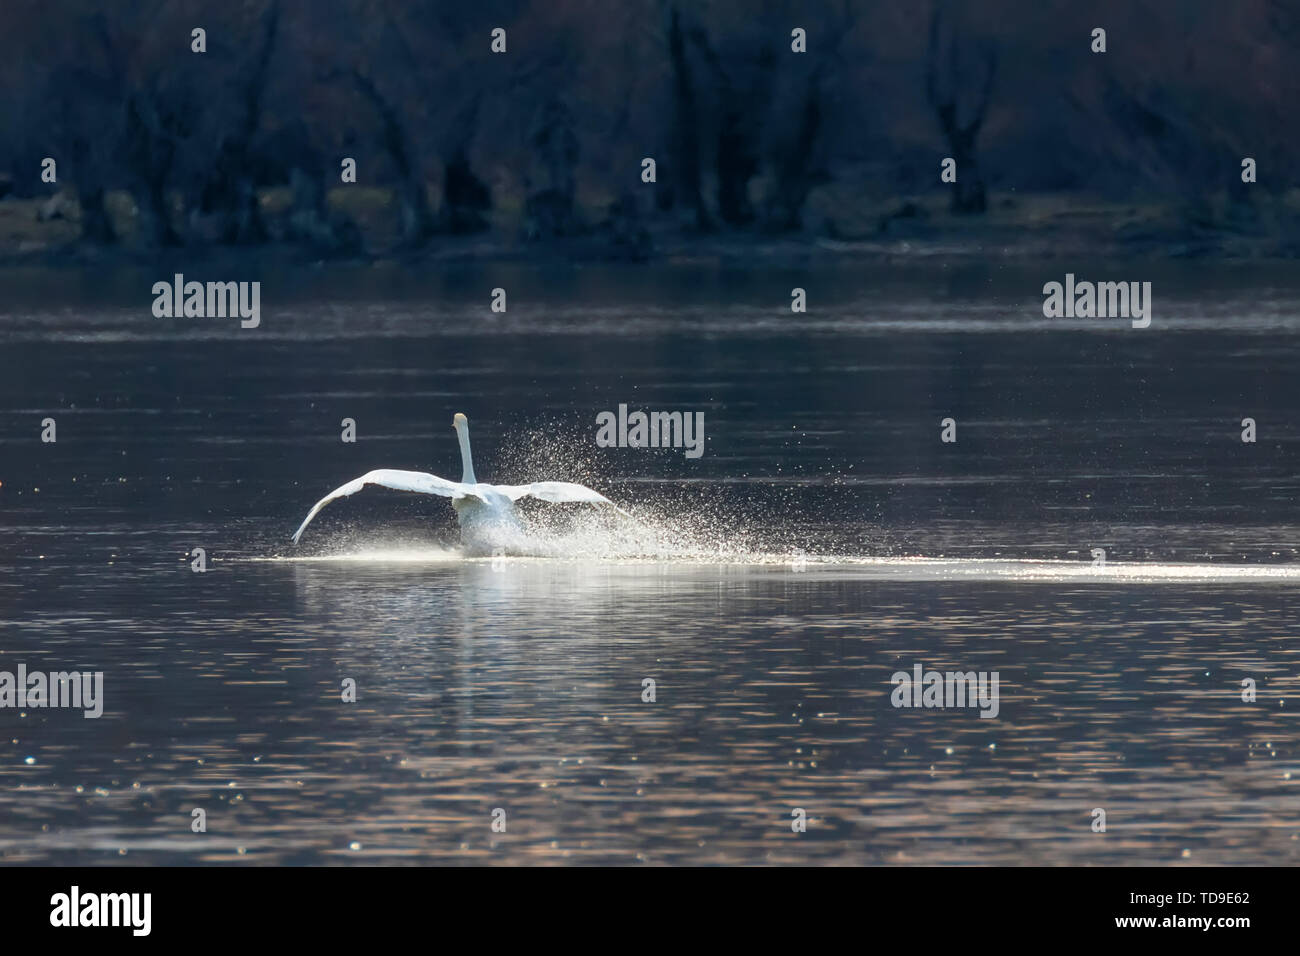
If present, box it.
[247,550,1300,583]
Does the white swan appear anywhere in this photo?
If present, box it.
[292,413,629,554]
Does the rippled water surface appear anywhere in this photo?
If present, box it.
[2,261,1299,864]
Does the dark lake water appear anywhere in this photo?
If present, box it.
[2,258,1299,864]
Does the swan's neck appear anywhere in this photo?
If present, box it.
[456,424,477,484]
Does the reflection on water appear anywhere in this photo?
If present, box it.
[3,554,1297,865]
[2,262,1299,864]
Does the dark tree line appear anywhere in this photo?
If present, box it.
[2,0,1296,253]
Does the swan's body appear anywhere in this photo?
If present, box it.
[292,413,628,554]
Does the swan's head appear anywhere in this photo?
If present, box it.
[452,412,468,431]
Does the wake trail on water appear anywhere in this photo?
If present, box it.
[250,508,1300,584]
[250,422,1300,582]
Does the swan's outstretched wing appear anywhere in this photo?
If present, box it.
[495,481,634,518]
[292,469,479,543]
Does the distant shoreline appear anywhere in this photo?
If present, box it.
[2,189,1297,270]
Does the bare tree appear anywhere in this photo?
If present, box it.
[759,1,855,232]
[376,2,496,236]
[439,95,491,235]
[926,0,997,214]
[520,95,580,239]
[123,87,189,246]
[344,67,436,247]
[688,26,773,227]
[664,3,712,231]
[192,0,281,244]
[760,66,826,232]
[42,19,121,243]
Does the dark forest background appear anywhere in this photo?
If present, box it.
[2,0,1298,260]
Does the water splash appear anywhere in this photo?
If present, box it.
[255,420,1300,579]
[487,416,807,561]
